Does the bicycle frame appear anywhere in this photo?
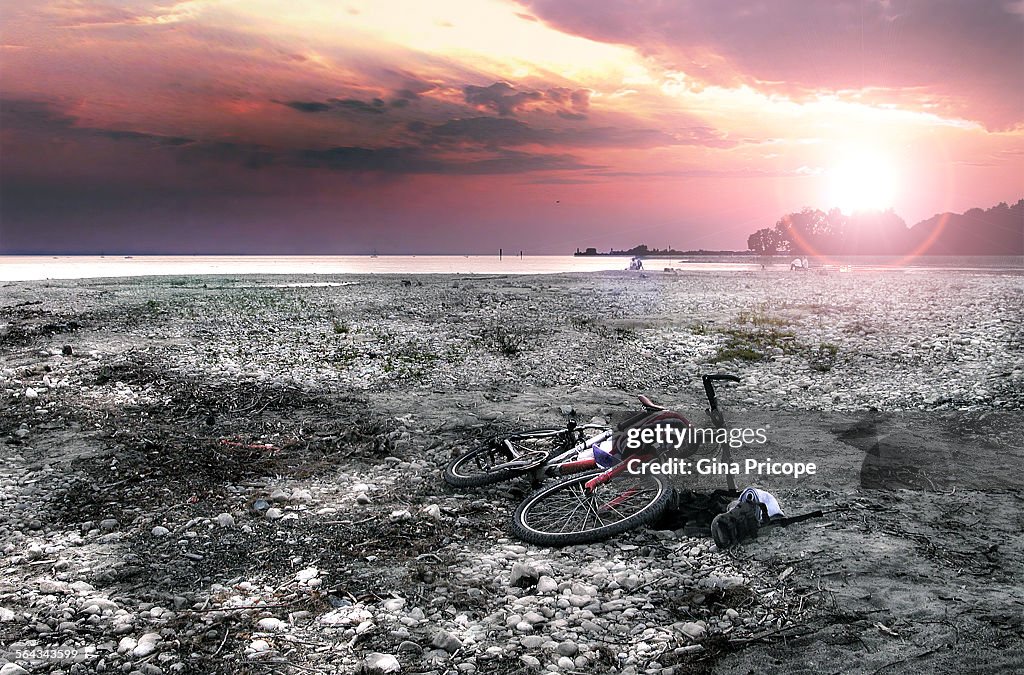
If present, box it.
[525,425,613,482]
[579,374,741,494]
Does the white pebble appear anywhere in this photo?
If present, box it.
[257,617,285,632]
[215,513,235,528]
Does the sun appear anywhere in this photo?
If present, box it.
[826,151,899,213]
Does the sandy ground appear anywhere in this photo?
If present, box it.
[1,268,1022,674]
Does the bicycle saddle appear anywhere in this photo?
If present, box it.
[637,394,666,411]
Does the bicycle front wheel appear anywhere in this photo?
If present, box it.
[510,469,672,546]
[443,429,569,488]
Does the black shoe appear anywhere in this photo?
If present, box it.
[711,500,761,549]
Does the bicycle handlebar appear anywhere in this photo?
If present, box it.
[703,374,741,383]
[702,373,740,412]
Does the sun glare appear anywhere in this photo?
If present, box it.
[826,151,899,213]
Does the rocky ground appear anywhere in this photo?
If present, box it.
[1,269,1022,674]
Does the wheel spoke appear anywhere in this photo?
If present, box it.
[523,475,662,536]
[528,488,583,530]
[558,499,586,533]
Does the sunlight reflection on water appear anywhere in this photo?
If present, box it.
[0,254,1020,281]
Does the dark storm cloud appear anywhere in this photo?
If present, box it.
[328,97,387,114]
[177,140,279,170]
[0,99,77,132]
[99,130,194,146]
[545,87,592,112]
[0,98,196,147]
[392,77,439,104]
[279,97,391,114]
[413,116,737,149]
[197,131,596,174]
[422,117,547,146]
[277,73,439,116]
[0,98,594,176]
[464,82,543,116]
[283,100,331,113]
[463,81,592,117]
[295,145,595,174]
[522,0,1024,129]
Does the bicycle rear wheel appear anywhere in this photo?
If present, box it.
[443,429,570,488]
[510,469,672,546]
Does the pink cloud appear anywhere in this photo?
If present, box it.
[522,0,1024,129]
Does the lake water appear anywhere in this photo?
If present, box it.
[1,254,1021,282]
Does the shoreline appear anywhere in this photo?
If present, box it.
[3,255,1023,283]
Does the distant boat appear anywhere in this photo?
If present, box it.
[370,249,379,258]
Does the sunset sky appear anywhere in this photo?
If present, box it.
[1,0,1022,254]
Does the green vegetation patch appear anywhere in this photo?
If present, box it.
[712,327,797,363]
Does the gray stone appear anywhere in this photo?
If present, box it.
[133,632,161,657]
[511,561,539,588]
[291,488,313,503]
[680,622,706,640]
[432,629,462,653]
[215,513,235,528]
[359,652,401,674]
[257,617,285,631]
[536,576,558,595]
[521,635,545,649]
[520,655,541,668]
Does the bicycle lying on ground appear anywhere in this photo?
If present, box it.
[443,374,742,545]
[442,418,613,488]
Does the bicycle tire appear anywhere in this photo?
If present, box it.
[443,429,571,488]
[510,469,672,546]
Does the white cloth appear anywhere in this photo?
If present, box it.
[738,487,785,523]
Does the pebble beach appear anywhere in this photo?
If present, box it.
[1,268,1022,674]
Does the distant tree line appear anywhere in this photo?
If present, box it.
[575,244,750,256]
[747,200,1023,256]
[610,244,681,256]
